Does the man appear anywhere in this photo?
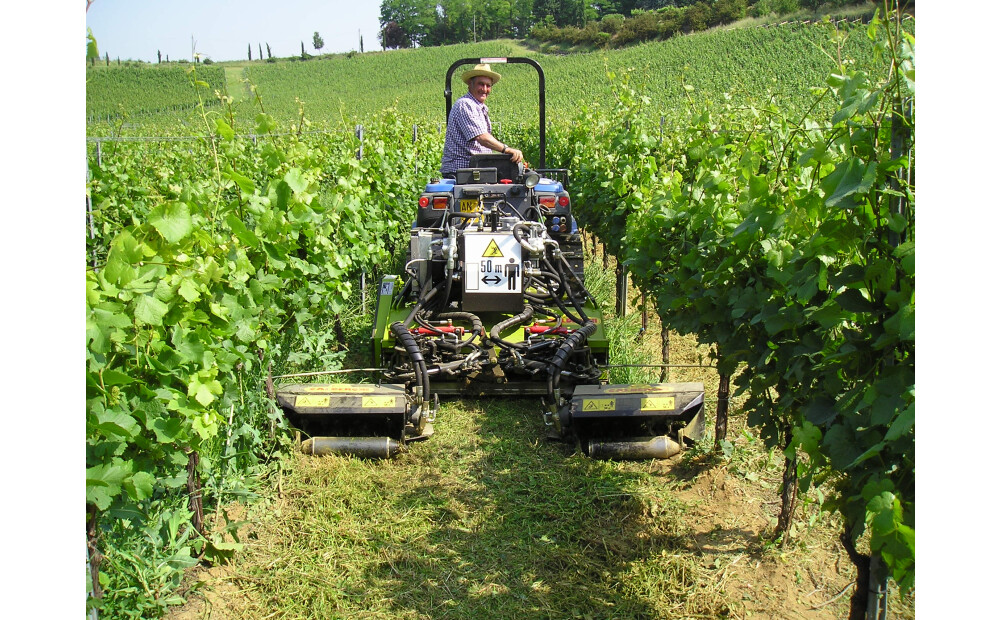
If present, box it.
[441,63,524,177]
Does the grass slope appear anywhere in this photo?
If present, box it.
[86,64,226,118]
[88,17,903,135]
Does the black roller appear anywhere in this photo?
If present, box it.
[301,437,402,458]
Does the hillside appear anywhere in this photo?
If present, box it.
[86,17,906,136]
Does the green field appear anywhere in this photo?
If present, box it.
[87,18,891,137]
[87,10,915,619]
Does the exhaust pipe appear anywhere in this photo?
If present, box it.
[301,436,402,458]
[587,435,682,460]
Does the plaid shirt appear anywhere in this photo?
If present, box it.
[441,92,493,175]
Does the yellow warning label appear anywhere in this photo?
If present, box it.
[304,385,371,393]
[296,395,331,408]
[640,397,675,411]
[583,398,616,412]
[362,396,396,408]
[482,238,504,258]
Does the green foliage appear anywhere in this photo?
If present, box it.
[552,10,915,592]
[87,80,444,614]
[87,28,100,62]
[751,0,801,18]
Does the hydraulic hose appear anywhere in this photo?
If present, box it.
[391,321,430,410]
[489,304,535,351]
[548,319,598,397]
[543,255,589,323]
[401,279,447,329]
[559,253,599,308]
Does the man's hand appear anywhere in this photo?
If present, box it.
[506,147,524,164]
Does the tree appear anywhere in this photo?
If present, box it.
[266,42,272,58]
[533,0,584,28]
[157,49,162,63]
[380,20,410,49]
[259,43,263,59]
[379,0,435,47]
[313,31,325,51]
[248,43,252,61]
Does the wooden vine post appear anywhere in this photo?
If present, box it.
[659,316,670,383]
[86,503,103,604]
[187,450,204,535]
[714,370,730,453]
[614,262,628,316]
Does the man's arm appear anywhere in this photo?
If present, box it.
[474,133,524,164]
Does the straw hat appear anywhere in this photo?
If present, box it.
[461,63,502,85]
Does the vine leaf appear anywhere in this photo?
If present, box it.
[821,158,877,208]
[134,295,169,326]
[149,202,194,244]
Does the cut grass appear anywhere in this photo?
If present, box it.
[222,397,733,619]
[170,240,915,620]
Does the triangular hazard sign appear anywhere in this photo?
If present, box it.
[482,238,504,258]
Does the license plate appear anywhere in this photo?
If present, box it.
[460,199,478,213]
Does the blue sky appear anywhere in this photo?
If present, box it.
[86,0,384,62]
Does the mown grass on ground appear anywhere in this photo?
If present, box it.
[168,244,915,620]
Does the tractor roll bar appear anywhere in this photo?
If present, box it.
[445,57,547,170]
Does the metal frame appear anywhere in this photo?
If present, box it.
[445,57,548,169]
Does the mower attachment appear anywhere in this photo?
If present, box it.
[566,382,705,460]
[276,383,429,458]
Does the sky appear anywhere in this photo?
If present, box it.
[86,0,384,62]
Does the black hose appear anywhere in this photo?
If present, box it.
[402,279,447,328]
[448,212,479,228]
[436,311,484,338]
[489,304,535,351]
[543,255,589,323]
[390,321,430,405]
[559,253,599,308]
[548,319,598,396]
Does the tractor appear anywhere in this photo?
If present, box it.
[275,58,705,459]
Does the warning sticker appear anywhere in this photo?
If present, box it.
[482,238,504,258]
[640,397,676,411]
[362,396,396,408]
[296,395,331,408]
[464,234,522,294]
[582,398,616,412]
